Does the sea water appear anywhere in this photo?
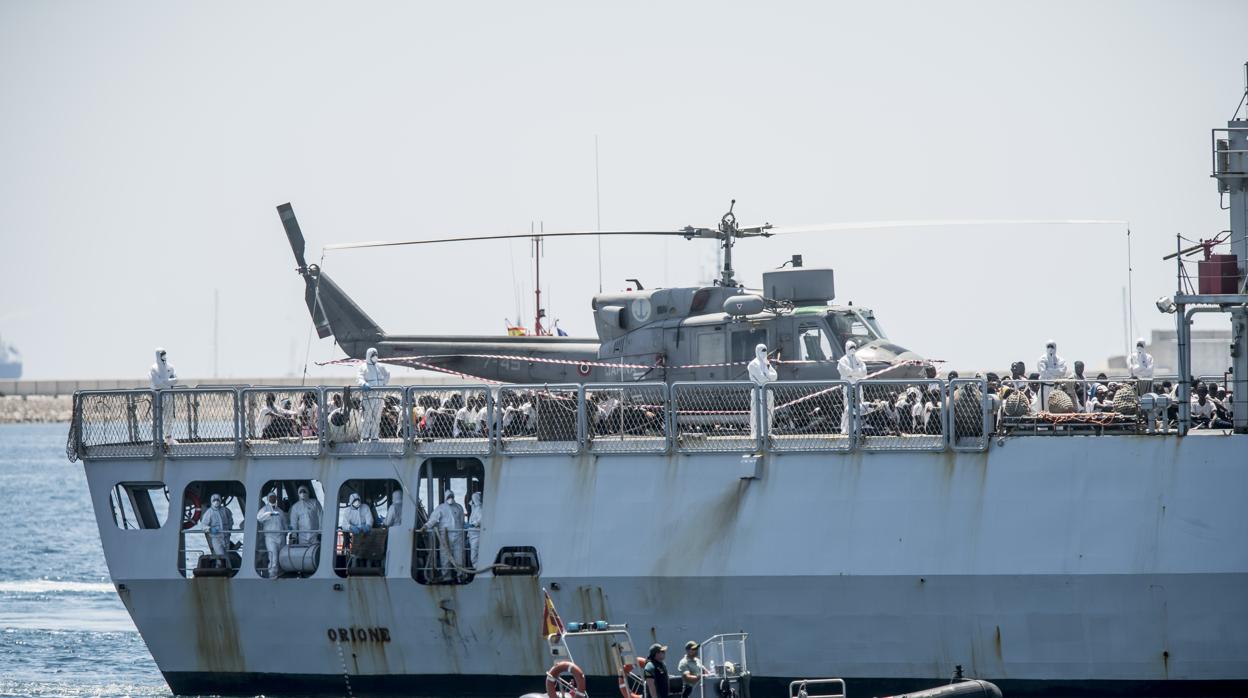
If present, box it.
[0,423,169,697]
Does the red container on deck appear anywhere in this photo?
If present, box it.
[1198,254,1240,294]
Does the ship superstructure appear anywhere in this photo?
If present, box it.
[68,68,1248,697]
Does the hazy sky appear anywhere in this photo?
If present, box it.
[2,1,1246,380]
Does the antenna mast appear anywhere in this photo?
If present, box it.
[533,222,547,336]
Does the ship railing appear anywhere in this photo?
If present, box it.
[584,382,668,454]
[495,384,582,455]
[408,385,494,455]
[788,679,846,698]
[179,527,244,578]
[333,527,389,577]
[998,378,1155,435]
[763,380,855,452]
[72,389,158,459]
[855,379,947,452]
[70,377,1209,462]
[1211,126,1248,180]
[321,386,407,456]
[240,387,323,457]
[948,378,992,452]
[671,381,759,453]
[412,526,476,585]
[160,388,240,458]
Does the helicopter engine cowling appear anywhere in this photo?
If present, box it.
[724,295,765,317]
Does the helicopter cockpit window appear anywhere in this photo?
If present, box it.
[797,323,834,361]
[857,310,887,340]
[827,311,880,350]
[730,328,769,364]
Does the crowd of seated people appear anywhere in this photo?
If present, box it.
[256,393,304,439]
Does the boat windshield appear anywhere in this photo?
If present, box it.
[826,309,886,348]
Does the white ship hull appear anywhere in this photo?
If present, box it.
[84,433,1248,696]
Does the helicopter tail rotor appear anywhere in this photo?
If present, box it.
[277,203,384,342]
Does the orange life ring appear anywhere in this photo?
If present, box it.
[546,660,587,698]
[617,664,642,698]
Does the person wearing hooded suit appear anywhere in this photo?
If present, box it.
[467,492,483,567]
[1128,337,1155,396]
[201,493,234,566]
[357,347,391,441]
[746,344,777,440]
[150,348,178,443]
[257,491,287,579]
[289,485,322,545]
[1035,340,1069,411]
[837,340,868,434]
[422,492,466,582]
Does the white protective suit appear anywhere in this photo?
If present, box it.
[467,492,483,568]
[746,344,777,438]
[257,497,287,579]
[1129,337,1155,396]
[837,341,868,434]
[289,487,323,545]
[150,348,178,441]
[149,348,177,390]
[357,348,391,441]
[344,493,374,535]
[386,490,403,527]
[201,496,234,560]
[1035,340,1069,411]
[424,493,466,580]
[1128,338,1155,379]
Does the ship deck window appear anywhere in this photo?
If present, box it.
[179,480,246,578]
[414,458,484,585]
[334,479,402,578]
[254,479,324,579]
[109,482,169,530]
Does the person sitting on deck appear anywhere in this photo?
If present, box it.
[1191,384,1216,428]
[256,393,299,439]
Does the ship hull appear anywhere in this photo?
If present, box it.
[85,434,1248,696]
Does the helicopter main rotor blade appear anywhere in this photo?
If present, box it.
[325,229,696,251]
[768,218,1129,235]
[277,203,309,269]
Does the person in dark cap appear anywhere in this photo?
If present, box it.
[678,640,706,698]
[644,642,669,698]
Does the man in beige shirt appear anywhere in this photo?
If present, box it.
[678,641,707,698]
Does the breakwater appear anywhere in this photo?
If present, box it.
[0,396,72,424]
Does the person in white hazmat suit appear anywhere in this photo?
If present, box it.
[747,344,777,440]
[422,491,466,582]
[467,491,483,568]
[200,493,234,567]
[257,491,287,579]
[289,485,322,545]
[149,348,178,444]
[1128,337,1155,395]
[384,490,402,527]
[1035,340,1069,411]
[837,340,868,434]
[344,492,374,536]
[357,348,390,441]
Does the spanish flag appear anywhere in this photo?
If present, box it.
[542,588,566,638]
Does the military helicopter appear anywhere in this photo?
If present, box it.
[278,201,930,384]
